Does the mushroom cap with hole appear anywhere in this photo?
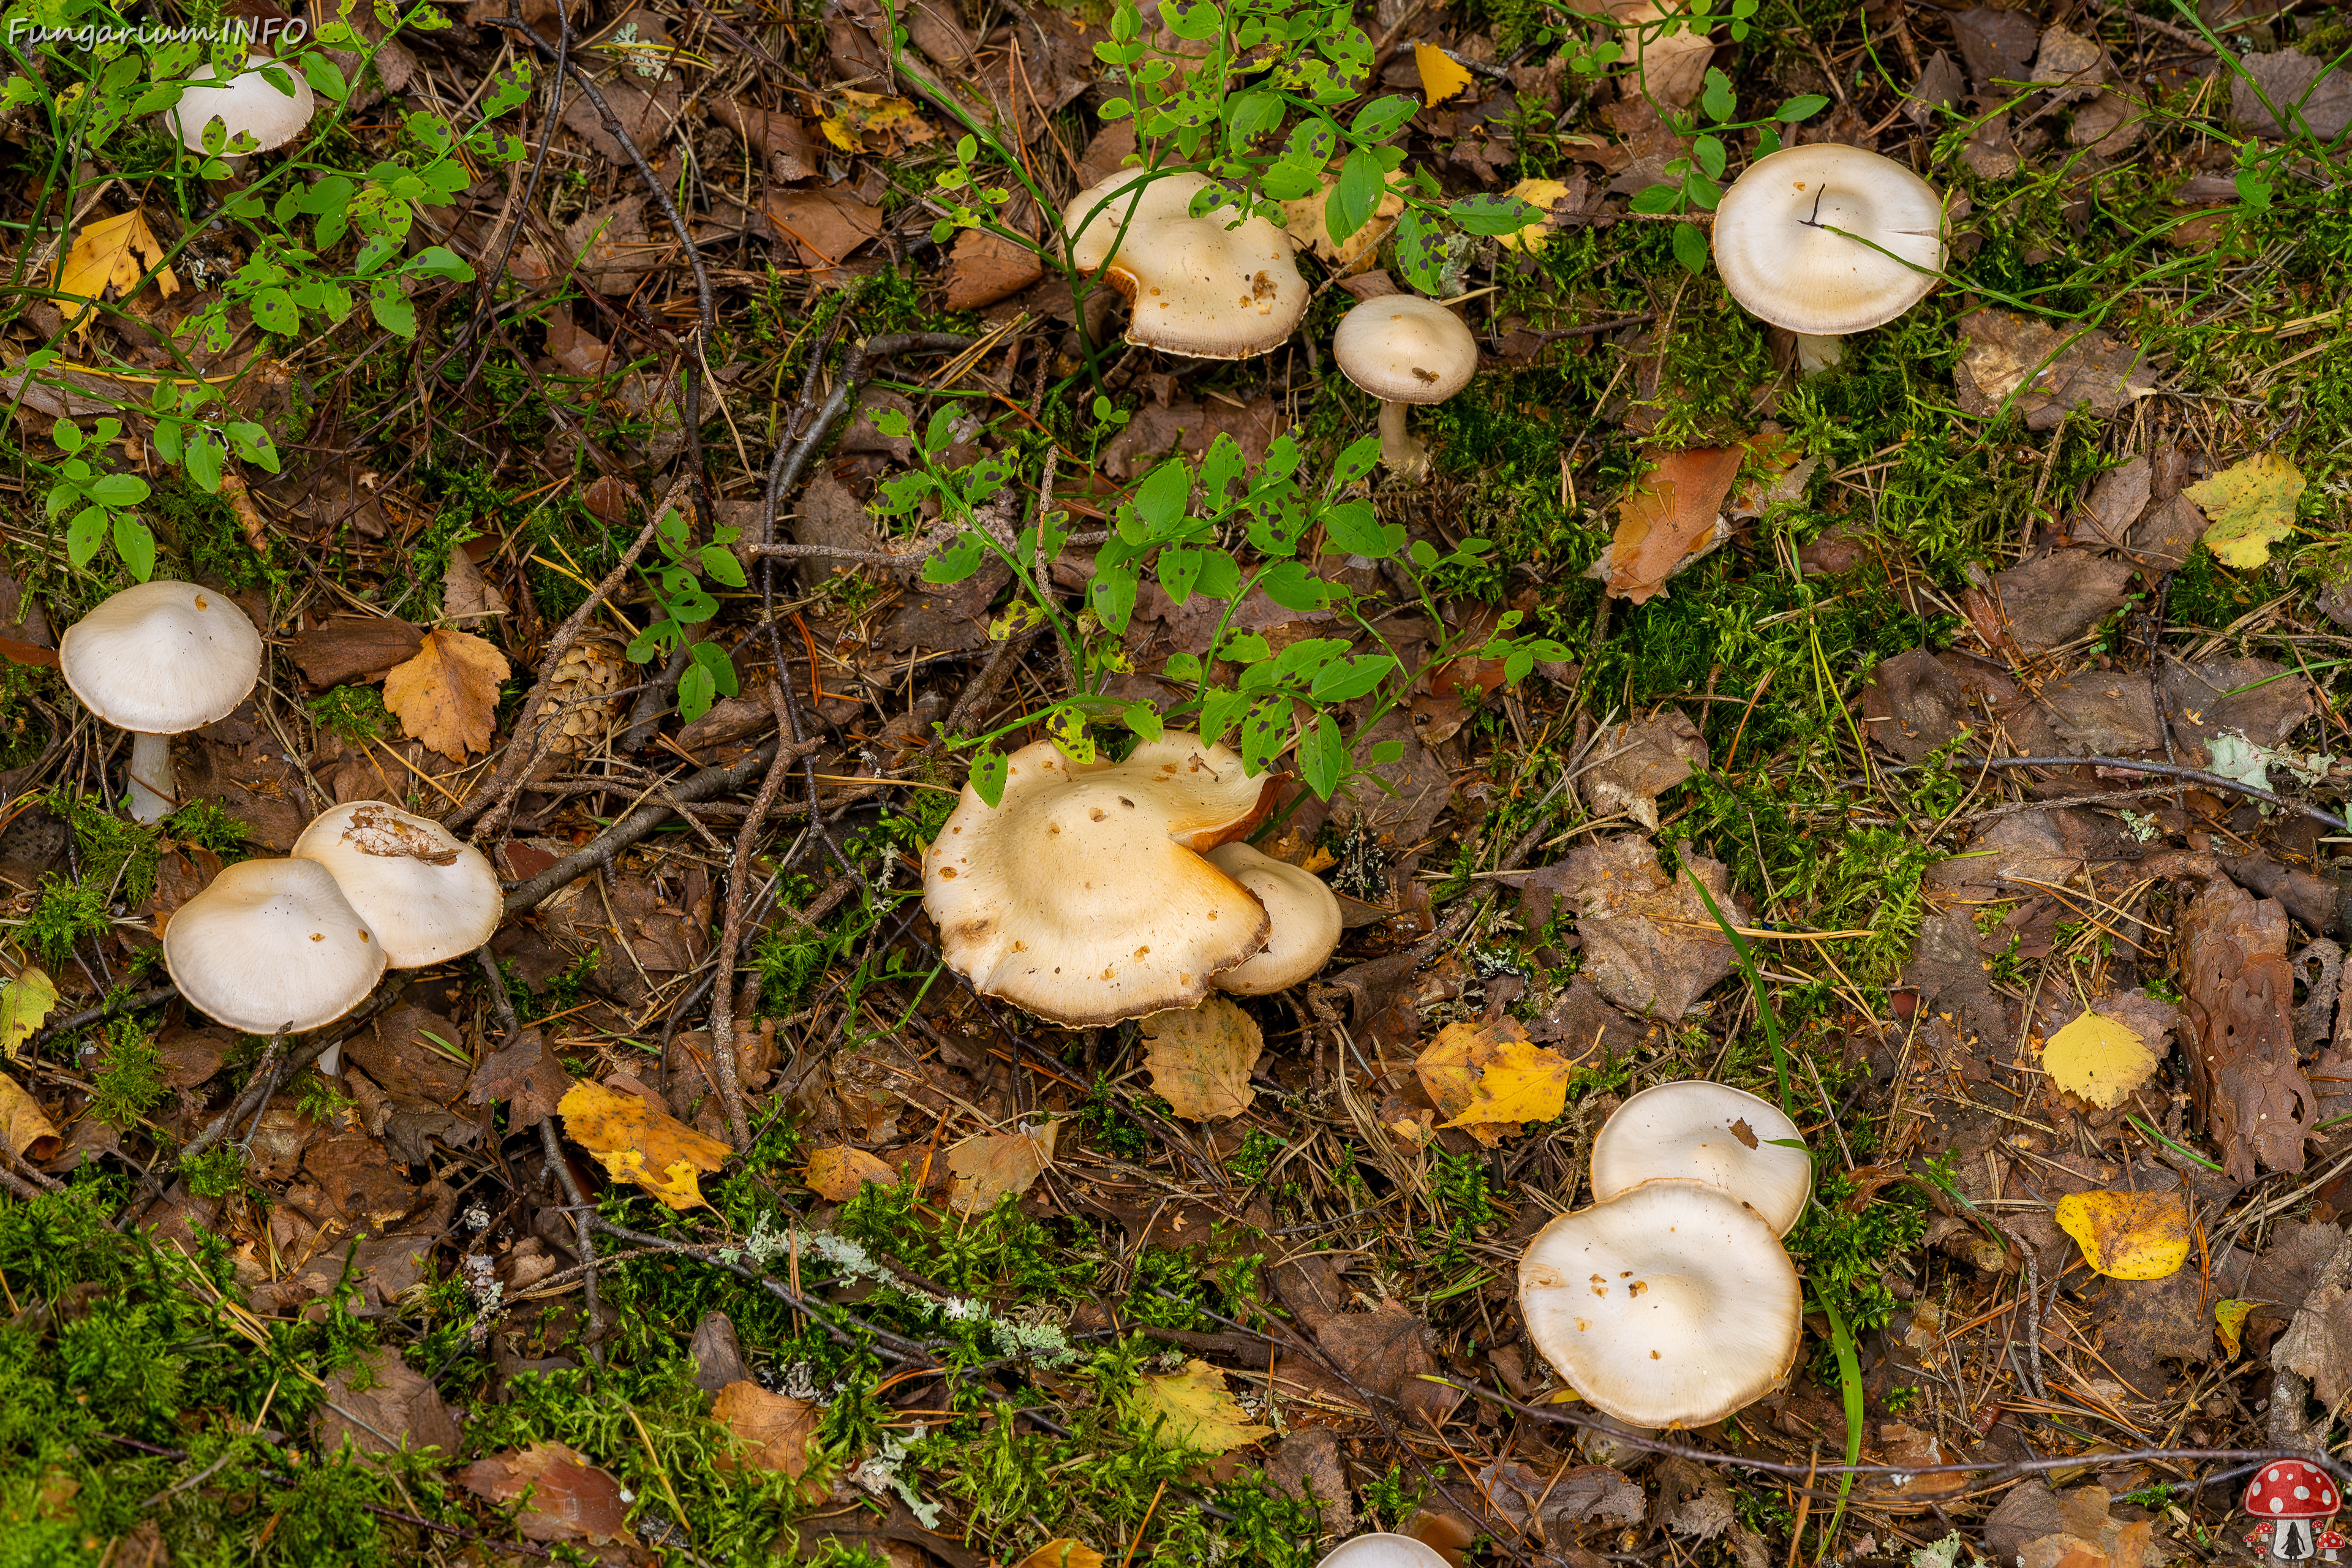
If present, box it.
[164,858,388,1035]
[1709,143,1944,337]
[1061,170,1308,359]
[1589,1079,1812,1235]
[1205,842,1341,995]
[1519,1179,1801,1428]
[59,579,264,736]
[165,56,317,155]
[1315,1534,1453,1568]
[1331,294,1479,404]
[923,734,1275,1026]
[292,801,504,969]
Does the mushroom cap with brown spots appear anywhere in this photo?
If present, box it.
[1330,293,1479,405]
[163,858,388,1035]
[1061,170,1309,360]
[922,735,1273,1027]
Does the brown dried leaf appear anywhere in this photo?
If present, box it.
[439,546,509,630]
[710,1379,820,1477]
[1586,447,1747,603]
[288,616,424,686]
[763,184,884,270]
[558,1079,734,1210]
[2273,1230,2352,1412]
[314,1347,461,1460]
[1513,837,1749,1018]
[2232,49,2351,140]
[382,629,510,761]
[1140,996,1265,1121]
[457,1441,631,1544]
[1953,310,2159,432]
[1583,707,1708,829]
[944,229,1046,310]
[0,1071,61,1160]
[804,1145,902,1200]
[946,1120,1058,1213]
[2180,876,2313,1183]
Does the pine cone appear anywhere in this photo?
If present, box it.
[542,638,626,756]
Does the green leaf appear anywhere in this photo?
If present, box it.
[1694,133,1727,180]
[922,533,987,584]
[1090,557,1140,632]
[1197,686,1251,748]
[1310,654,1395,703]
[1330,434,1385,489]
[1298,712,1346,798]
[1392,208,1446,295]
[1629,183,1683,214]
[1322,499,1403,559]
[1159,546,1204,605]
[50,419,81,453]
[66,505,107,570]
[183,432,224,494]
[369,282,417,338]
[1238,696,1291,776]
[1121,702,1166,744]
[969,746,1010,808]
[403,245,476,281]
[1449,192,1540,236]
[1351,94,1416,142]
[113,512,156,582]
[1164,650,1204,683]
[1193,548,1242,601]
[1217,631,1272,664]
[700,545,747,588]
[252,287,300,336]
[1673,221,1710,274]
[226,422,280,472]
[679,660,715,722]
[1133,458,1193,538]
[1777,94,1830,121]
[1329,148,1387,243]
[303,53,350,101]
[87,473,149,507]
[1702,67,1736,123]
[0,966,56,1058]
[1260,561,1329,613]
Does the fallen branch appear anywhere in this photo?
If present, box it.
[1971,754,2351,833]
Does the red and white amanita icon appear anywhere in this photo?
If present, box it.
[2243,1460,2343,1562]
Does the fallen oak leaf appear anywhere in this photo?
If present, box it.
[1140,995,1264,1121]
[2185,454,2305,569]
[381,628,510,761]
[558,1078,733,1210]
[456,1441,630,1544]
[946,1119,1058,1213]
[56,209,179,332]
[1126,1358,1274,1453]
[2055,1189,2190,1280]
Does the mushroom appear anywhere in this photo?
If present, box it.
[1331,294,1479,478]
[59,579,263,824]
[164,56,317,162]
[162,858,388,1035]
[1710,143,1944,375]
[1205,842,1343,995]
[1316,1536,1453,1568]
[292,801,504,969]
[2244,1460,2343,1564]
[1061,170,1309,359]
[922,734,1275,1026]
[1518,1179,1801,1428]
[1589,1080,1812,1236]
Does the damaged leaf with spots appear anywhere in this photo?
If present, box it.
[1412,1019,1572,1144]
[2184,454,2305,568]
[1140,995,1265,1121]
[2054,1189,2191,1280]
[558,1079,733,1210]
[1126,1358,1274,1453]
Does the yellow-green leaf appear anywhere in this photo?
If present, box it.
[1125,1359,1273,1454]
[1414,42,1474,105]
[1414,1020,1570,1145]
[0,967,57,1060]
[2054,1189,2191,1280]
[2215,1297,2261,1359]
[1498,178,1570,253]
[2185,454,2305,568]
[2043,1010,2157,1110]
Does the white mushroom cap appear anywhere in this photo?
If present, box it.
[59,579,263,736]
[923,734,1275,1026]
[164,858,388,1035]
[1591,1080,1813,1235]
[1061,170,1308,359]
[1331,295,1479,405]
[1205,842,1341,995]
[1711,144,1945,337]
[292,801,504,968]
[165,56,317,155]
[1519,1180,1801,1428]
[1316,1535,1453,1568]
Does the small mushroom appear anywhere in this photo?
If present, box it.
[1061,170,1309,360]
[922,734,1275,1026]
[1330,295,1479,478]
[292,801,504,969]
[165,56,317,164]
[2244,1460,2343,1564]
[1519,1179,1801,1428]
[1711,143,1944,375]
[1589,1079,1812,1235]
[162,858,388,1035]
[1205,842,1342,995]
[1316,1535,1452,1567]
[59,579,263,824]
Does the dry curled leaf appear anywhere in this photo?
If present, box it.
[558,1079,733,1210]
[1586,446,1746,603]
[2043,1011,2157,1110]
[1140,996,1265,1121]
[1413,1019,1572,1146]
[56,208,179,332]
[382,628,510,761]
[0,1071,61,1161]
[456,1441,630,1544]
[946,1120,1058,1213]
[2054,1190,2190,1280]
[2184,454,2305,569]
[804,1145,902,1200]
[1126,1358,1273,1453]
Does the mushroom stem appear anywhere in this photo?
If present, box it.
[1376,399,1429,478]
[126,731,176,824]
[1793,331,1846,375]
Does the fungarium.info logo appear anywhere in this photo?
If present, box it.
[6,13,311,48]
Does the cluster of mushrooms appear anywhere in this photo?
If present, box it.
[1063,141,1943,477]
[58,579,497,1039]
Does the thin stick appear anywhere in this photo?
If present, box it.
[704,679,804,1148]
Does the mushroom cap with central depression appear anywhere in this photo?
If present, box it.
[1062,170,1308,359]
[923,735,1273,1025]
[1711,143,1944,337]
[1519,1179,1801,1428]
[59,579,263,737]
[293,801,504,968]
[1591,1079,1812,1235]
[164,858,388,1035]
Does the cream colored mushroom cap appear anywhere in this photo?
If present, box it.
[1332,295,1479,404]
[164,858,388,1035]
[293,801,504,969]
[1519,1180,1801,1428]
[923,734,1273,1026]
[59,579,263,736]
[1316,1534,1453,1568]
[1206,842,1341,995]
[165,56,317,154]
[1591,1080,1812,1235]
[1711,144,1944,336]
[1061,170,1308,359]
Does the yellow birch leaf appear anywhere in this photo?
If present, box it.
[818,112,859,152]
[1415,42,1475,105]
[557,1079,733,1210]
[2043,1011,2157,1110]
[946,1120,1058,1213]
[1015,1543,1106,1568]
[382,628,511,761]
[0,1070,61,1161]
[1414,1020,1570,1143]
[2053,1189,2190,1280]
[56,209,179,333]
[804,1145,900,1200]
[0,967,58,1060]
[1140,996,1263,1121]
[1126,1359,1273,1453]
[2215,1297,2261,1359]
[1499,178,1572,252]
[2185,454,2305,569]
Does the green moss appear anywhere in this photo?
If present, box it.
[21,877,113,973]
[309,684,393,745]
[88,1019,166,1131]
